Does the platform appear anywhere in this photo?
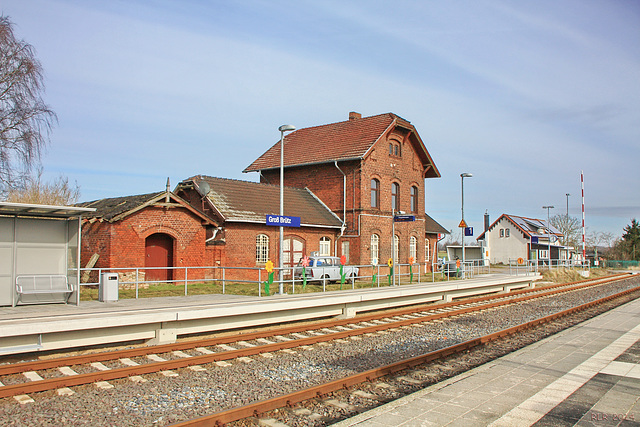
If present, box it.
[0,273,539,355]
[334,295,640,426]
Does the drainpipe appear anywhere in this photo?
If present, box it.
[334,161,347,255]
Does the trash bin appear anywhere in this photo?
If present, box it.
[99,273,119,302]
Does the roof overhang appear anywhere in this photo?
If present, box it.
[243,157,362,173]
[0,201,96,219]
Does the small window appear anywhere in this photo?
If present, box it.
[370,234,379,265]
[394,145,399,156]
[539,249,549,259]
[389,143,393,155]
[341,241,350,264]
[392,183,399,211]
[424,238,430,262]
[371,178,380,209]
[505,228,510,237]
[500,229,505,238]
[410,186,418,213]
[409,236,417,261]
[319,237,331,256]
[256,234,269,263]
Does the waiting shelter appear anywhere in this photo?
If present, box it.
[0,201,95,307]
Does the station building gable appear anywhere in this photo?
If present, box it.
[244,111,445,269]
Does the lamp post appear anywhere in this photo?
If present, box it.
[543,205,554,269]
[460,173,472,278]
[278,124,295,295]
[391,209,405,287]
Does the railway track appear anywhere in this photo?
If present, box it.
[0,273,632,405]
[174,277,640,426]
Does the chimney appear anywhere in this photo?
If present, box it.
[484,210,490,232]
[349,111,361,120]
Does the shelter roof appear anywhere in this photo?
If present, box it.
[243,112,440,178]
[0,201,95,219]
[183,175,343,228]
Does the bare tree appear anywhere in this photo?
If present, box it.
[0,15,56,195]
[5,168,79,205]
[550,214,581,248]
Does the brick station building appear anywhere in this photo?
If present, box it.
[244,111,447,271]
[79,111,447,279]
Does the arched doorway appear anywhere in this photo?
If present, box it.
[282,236,305,267]
[145,233,173,282]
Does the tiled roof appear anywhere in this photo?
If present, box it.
[77,193,162,221]
[191,175,343,228]
[244,112,439,178]
[477,214,563,240]
[424,213,449,235]
[77,191,215,225]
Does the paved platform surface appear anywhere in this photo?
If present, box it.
[334,297,640,427]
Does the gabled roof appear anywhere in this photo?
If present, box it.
[181,175,343,228]
[476,214,563,240]
[77,191,215,224]
[243,112,440,178]
[424,213,449,235]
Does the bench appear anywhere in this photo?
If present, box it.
[15,275,73,305]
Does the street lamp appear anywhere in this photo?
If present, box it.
[278,124,295,294]
[391,209,405,287]
[543,205,554,269]
[460,173,472,278]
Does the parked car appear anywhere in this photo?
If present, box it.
[293,256,359,283]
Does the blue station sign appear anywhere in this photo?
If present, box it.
[266,215,301,227]
[393,215,416,222]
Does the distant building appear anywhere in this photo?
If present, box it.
[476,214,573,265]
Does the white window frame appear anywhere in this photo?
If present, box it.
[539,249,549,259]
[319,237,331,256]
[370,234,379,265]
[505,228,510,237]
[409,236,417,261]
[424,238,430,262]
[256,234,269,263]
[500,228,505,238]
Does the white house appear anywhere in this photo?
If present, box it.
[476,214,573,265]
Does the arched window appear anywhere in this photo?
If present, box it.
[371,178,380,209]
[392,183,399,211]
[256,234,269,263]
[319,236,331,256]
[393,234,399,262]
[410,236,417,261]
[410,186,418,213]
[370,234,379,265]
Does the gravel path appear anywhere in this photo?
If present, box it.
[1,276,638,426]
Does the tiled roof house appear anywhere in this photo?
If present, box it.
[476,214,570,264]
[245,111,446,269]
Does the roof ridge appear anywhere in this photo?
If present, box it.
[78,191,164,205]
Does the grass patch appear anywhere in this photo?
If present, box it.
[80,273,448,301]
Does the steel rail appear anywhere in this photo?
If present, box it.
[0,273,626,377]
[171,284,640,427]
[0,275,632,400]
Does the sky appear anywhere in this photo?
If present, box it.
[2,0,639,241]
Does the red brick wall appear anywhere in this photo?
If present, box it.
[81,206,220,281]
[260,127,437,271]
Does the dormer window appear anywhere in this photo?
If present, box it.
[389,141,401,157]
